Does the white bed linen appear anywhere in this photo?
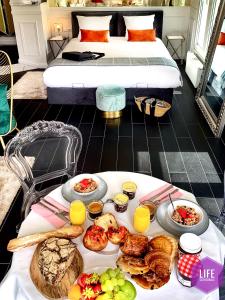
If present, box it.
[211,45,225,77]
[43,37,182,89]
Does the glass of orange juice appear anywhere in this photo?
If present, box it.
[69,200,86,225]
[133,205,150,233]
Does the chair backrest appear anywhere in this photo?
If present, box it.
[0,50,14,133]
[4,121,82,213]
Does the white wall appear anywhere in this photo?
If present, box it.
[188,0,199,51]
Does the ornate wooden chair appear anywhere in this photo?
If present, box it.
[0,50,18,150]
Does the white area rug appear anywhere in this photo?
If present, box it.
[13,71,47,100]
[0,156,34,226]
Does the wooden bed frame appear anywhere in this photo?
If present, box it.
[47,10,174,105]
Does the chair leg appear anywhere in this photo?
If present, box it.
[0,136,6,150]
[15,127,19,132]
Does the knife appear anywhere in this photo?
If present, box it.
[38,202,70,224]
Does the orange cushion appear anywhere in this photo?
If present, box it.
[80,29,109,42]
[128,29,156,42]
[218,32,225,45]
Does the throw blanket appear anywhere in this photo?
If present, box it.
[49,57,179,69]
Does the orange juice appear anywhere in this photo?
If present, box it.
[133,205,150,233]
[69,200,86,225]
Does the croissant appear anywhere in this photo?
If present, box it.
[149,235,177,259]
[144,250,171,279]
[116,254,150,275]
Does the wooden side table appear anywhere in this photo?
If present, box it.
[48,37,69,59]
[165,35,185,64]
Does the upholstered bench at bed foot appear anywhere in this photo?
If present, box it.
[96,85,126,119]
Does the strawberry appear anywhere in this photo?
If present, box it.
[92,283,102,295]
[80,179,90,187]
[81,286,96,300]
[177,207,187,219]
[186,214,194,218]
[77,274,91,288]
[87,273,100,285]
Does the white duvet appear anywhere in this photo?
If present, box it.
[43,37,182,89]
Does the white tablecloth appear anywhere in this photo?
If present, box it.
[0,172,225,300]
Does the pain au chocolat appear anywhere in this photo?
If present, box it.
[116,254,150,275]
[120,234,149,257]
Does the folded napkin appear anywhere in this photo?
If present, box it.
[139,183,183,205]
[31,196,69,228]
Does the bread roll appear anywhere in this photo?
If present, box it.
[7,225,84,252]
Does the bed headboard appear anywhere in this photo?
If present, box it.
[71,10,163,39]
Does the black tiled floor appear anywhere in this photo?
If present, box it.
[0,65,225,297]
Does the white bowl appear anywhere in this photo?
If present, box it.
[167,199,204,228]
[70,173,100,196]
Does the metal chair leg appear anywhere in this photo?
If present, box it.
[15,128,20,132]
[0,136,6,150]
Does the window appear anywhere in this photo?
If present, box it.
[195,0,220,59]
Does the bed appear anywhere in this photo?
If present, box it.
[44,11,182,105]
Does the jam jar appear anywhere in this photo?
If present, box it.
[177,233,202,287]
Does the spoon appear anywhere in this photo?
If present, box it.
[169,193,175,212]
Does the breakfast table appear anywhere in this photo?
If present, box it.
[0,171,225,300]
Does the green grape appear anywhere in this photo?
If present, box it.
[111,278,118,286]
[117,279,125,286]
[100,273,110,283]
[114,291,127,300]
[101,283,108,292]
[117,272,125,280]
[114,267,121,275]
[108,269,116,278]
[114,286,120,293]
[105,279,114,291]
[106,268,113,277]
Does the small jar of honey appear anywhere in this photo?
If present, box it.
[87,200,104,220]
[122,181,137,200]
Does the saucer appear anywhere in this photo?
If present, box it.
[156,199,209,236]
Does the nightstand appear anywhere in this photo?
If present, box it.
[165,35,185,64]
[48,37,69,59]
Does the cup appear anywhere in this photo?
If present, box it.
[122,181,137,200]
[87,200,104,220]
[142,200,157,221]
[113,194,129,213]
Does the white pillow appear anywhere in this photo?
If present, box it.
[77,15,112,39]
[123,15,155,38]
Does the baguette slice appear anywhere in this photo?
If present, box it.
[94,213,118,232]
[7,225,84,252]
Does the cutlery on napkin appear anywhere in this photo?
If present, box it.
[139,183,183,205]
[31,196,70,228]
